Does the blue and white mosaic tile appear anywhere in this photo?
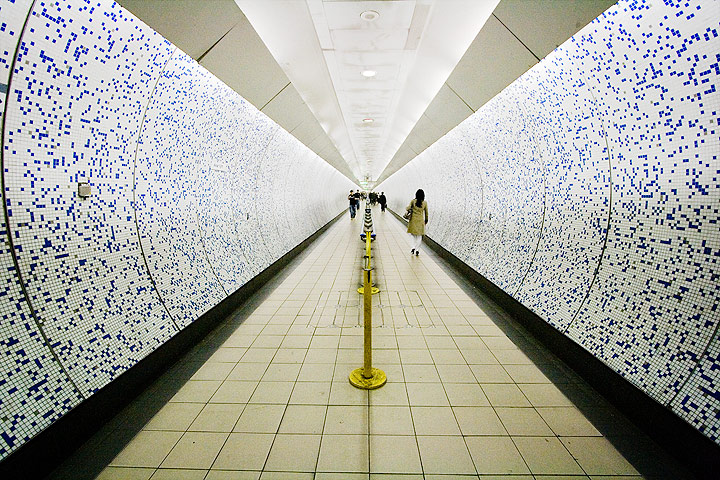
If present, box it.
[3,0,177,397]
[382,0,720,444]
[134,51,229,326]
[0,0,83,459]
[0,0,352,461]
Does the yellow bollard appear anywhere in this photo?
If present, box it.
[349,236,386,389]
[357,234,380,295]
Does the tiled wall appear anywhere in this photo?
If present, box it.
[0,0,352,460]
[381,0,720,444]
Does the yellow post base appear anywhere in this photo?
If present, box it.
[357,286,380,294]
[349,367,387,390]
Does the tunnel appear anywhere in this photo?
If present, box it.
[0,0,718,478]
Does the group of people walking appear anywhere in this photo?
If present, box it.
[347,188,428,257]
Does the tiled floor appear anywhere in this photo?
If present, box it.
[47,206,696,480]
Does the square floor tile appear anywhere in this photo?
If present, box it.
[143,402,204,431]
[298,363,335,380]
[273,348,307,364]
[289,381,332,404]
[264,434,321,472]
[399,349,434,364]
[369,406,414,435]
[234,404,286,433]
[329,381,369,405]
[492,349,533,364]
[279,405,326,433]
[110,431,183,467]
[310,336,340,349]
[374,349,401,364]
[416,436,475,474]
[149,469,209,480]
[189,403,246,432]
[430,349,467,364]
[452,406,506,435]
[517,383,575,407]
[221,335,255,348]
[317,434,369,472]
[482,337,518,350]
[424,336,457,349]
[396,337,427,349]
[406,383,449,406]
[537,407,602,436]
[240,348,277,364]
[370,435,421,473]
[262,363,302,382]
[401,364,441,382]
[377,363,403,382]
[436,364,476,383]
[280,335,312,349]
[373,475,422,480]
[212,433,274,470]
[411,406,460,435]
[561,437,639,475]
[161,432,228,469]
[495,407,554,436]
[470,364,513,383]
[210,381,258,404]
[513,436,584,475]
[95,467,154,480]
[368,382,408,406]
[324,405,369,434]
[249,382,294,404]
[444,383,489,406]
[453,337,488,350]
[465,436,529,475]
[481,384,532,407]
[461,348,499,364]
[504,364,551,383]
[190,362,235,381]
[205,471,260,480]
[304,348,338,364]
[170,381,222,403]
[227,363,268,381]
[207,347,247,363]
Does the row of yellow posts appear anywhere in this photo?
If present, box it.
[349,205,386,390]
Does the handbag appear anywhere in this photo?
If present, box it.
[403,203,413,221]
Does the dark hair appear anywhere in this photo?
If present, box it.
[415,189,424,208]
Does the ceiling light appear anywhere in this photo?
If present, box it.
[361,70,376,78]
[363,118,374,123]
[360,10,379,21]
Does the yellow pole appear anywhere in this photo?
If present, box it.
[363,236,372,378]
[349,229,386,389]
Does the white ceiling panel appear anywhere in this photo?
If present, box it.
[423,84,474,137]
[289,117,326,147]
[330,29,410,50]
[323,1,416,30]
[336,50,405,66]
[446,15,537,111]
[494,0,618,60]
[118,0,243,59]
[261,84,311,135]
[198,24,290,110]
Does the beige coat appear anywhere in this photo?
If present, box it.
[406,199,428,235]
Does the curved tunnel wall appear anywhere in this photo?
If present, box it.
[380,0,719,445]
[0,0,352,460]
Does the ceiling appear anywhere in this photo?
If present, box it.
[117,0,617,188]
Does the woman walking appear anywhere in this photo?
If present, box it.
[406,189,428,256]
